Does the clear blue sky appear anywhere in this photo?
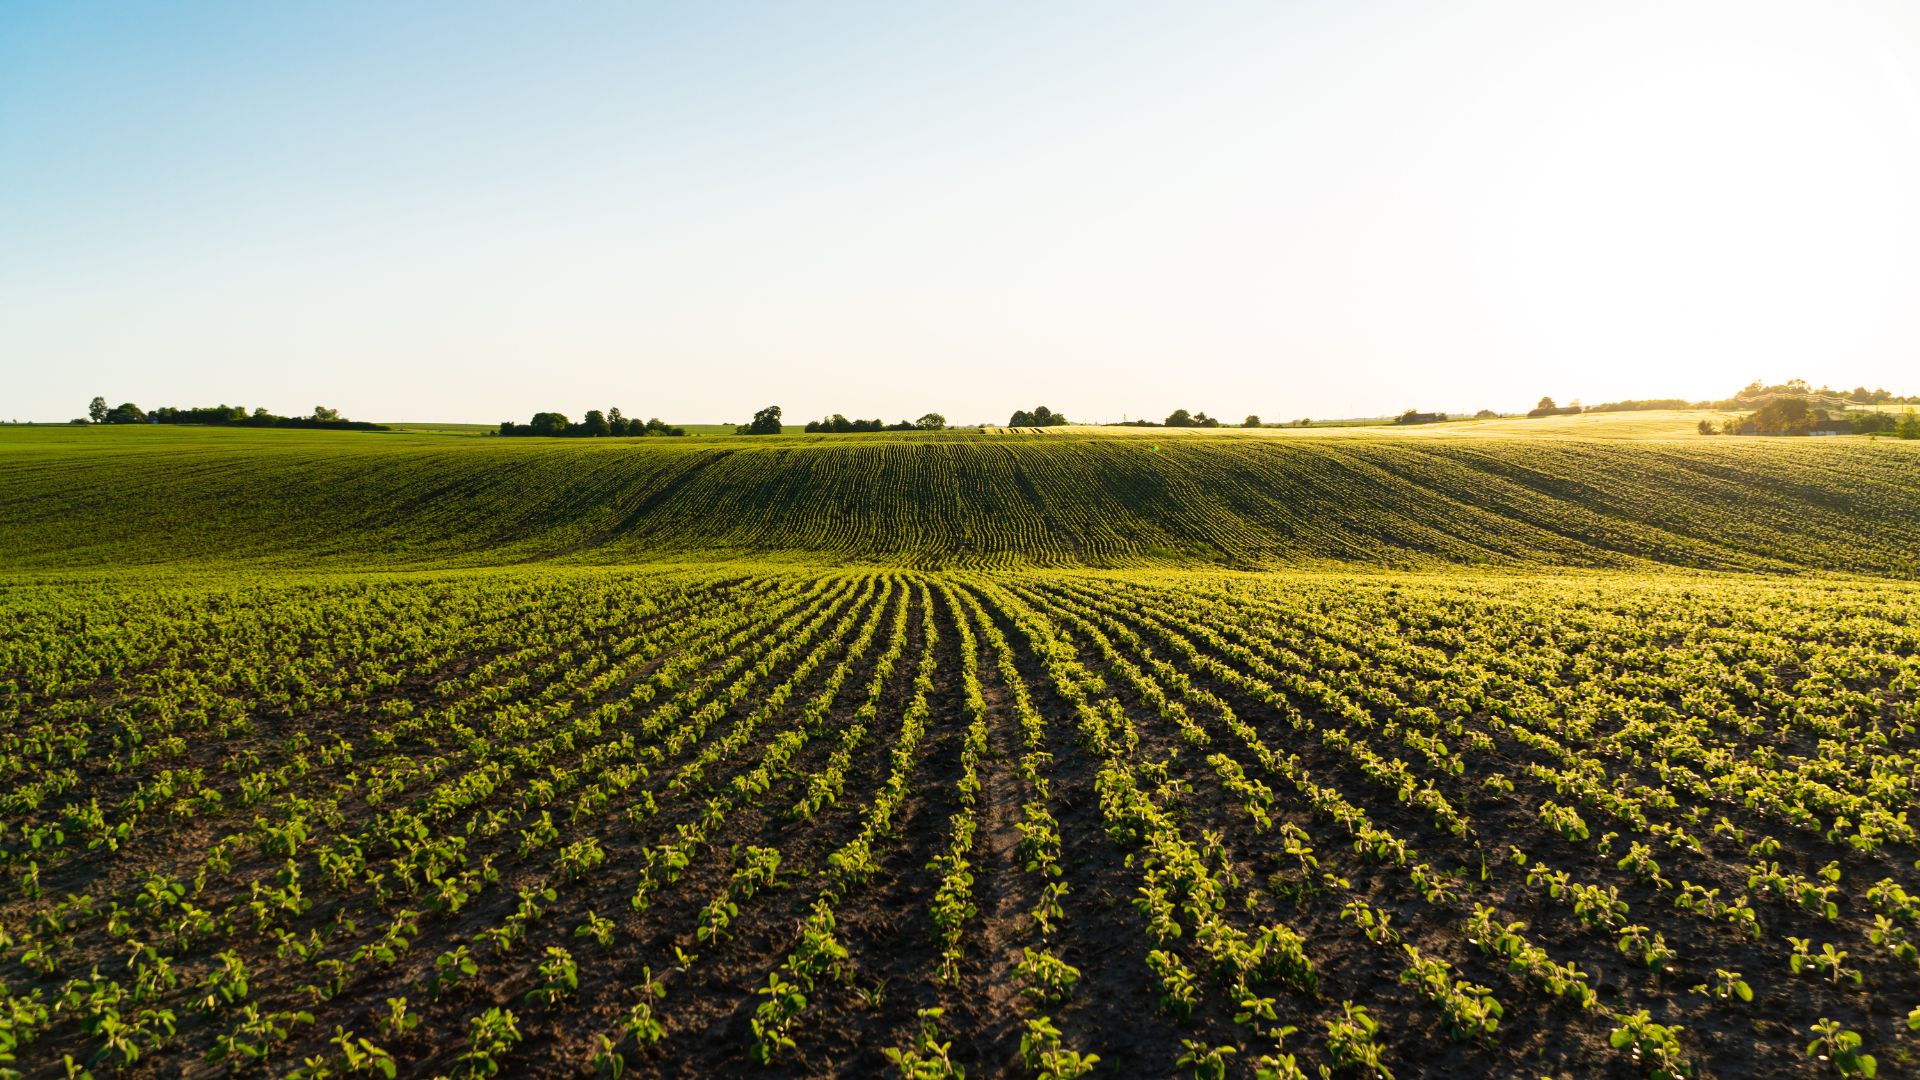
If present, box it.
[6,1,1920,424]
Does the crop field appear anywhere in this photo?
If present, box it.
[4,424,1920,1078]
[5,424,1920,574]
[2,563,1920,1079]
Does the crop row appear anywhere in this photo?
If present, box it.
[2,567,1919,1077]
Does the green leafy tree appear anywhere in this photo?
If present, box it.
[88,396,108,423]
[529,412,570,437]
[1007,405,1068,427]
[106,402,146,424]
[1748,396,1818,435]
[740,405,783,435]
[1900,410,1920,440]
[1165,409,1196,427]
[916,413,947,430]
[1242,415,1261,427]
[582,410,611,437]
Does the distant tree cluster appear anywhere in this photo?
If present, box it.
[1746,397,1828,435]
[1848,411,1913,436]
[1163,409,1221,428]
[1396,409,1448,425]
[1728,379,1917,407]
[500,408,684,438]
[737,405,784,435]
[1526,396,1583,418]
[1007,405,1069,427]
[1698,397,1920,438]
[1528,380,1920,423]
[1582,398,1691,414]
[83,396,382,430]
[1111,412,1293,428]
[803,412,946,433]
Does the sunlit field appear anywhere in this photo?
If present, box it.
[1,424,1918,1079]
[6,423,1920,574]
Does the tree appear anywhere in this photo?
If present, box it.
[106,402,146,424]
[1696,419,1716,435]
[1853,411,1897,434]
[582,409,611,437]
[1901,410,1920,440]
[88,396,108,423]
[1242,415,1261,428]
[1748,396,1818,435]
[311,405,342,422]
[1165,409,1195,427]
[916,413,946,430]
[1537,396,1557,410]
[740,405,783,435]
[1007,405,1067,427]
[529,411,570,437]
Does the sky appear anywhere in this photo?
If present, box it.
[6,1,1920,425]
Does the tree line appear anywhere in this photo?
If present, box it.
[1528,380,1920,421]
[1007,405,1069,427]
[81,397,384,431]
[735,406,950,435]
[1697,397,1920,438]
[499,409,685,437]
[803,412,946,433]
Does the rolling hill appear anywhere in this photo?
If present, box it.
[4,421,1917,575]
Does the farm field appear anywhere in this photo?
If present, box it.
[5,423,1920,574]
[16,1,1920,1076]
[5,566,1920,1078]
[3,426,1920,1078]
